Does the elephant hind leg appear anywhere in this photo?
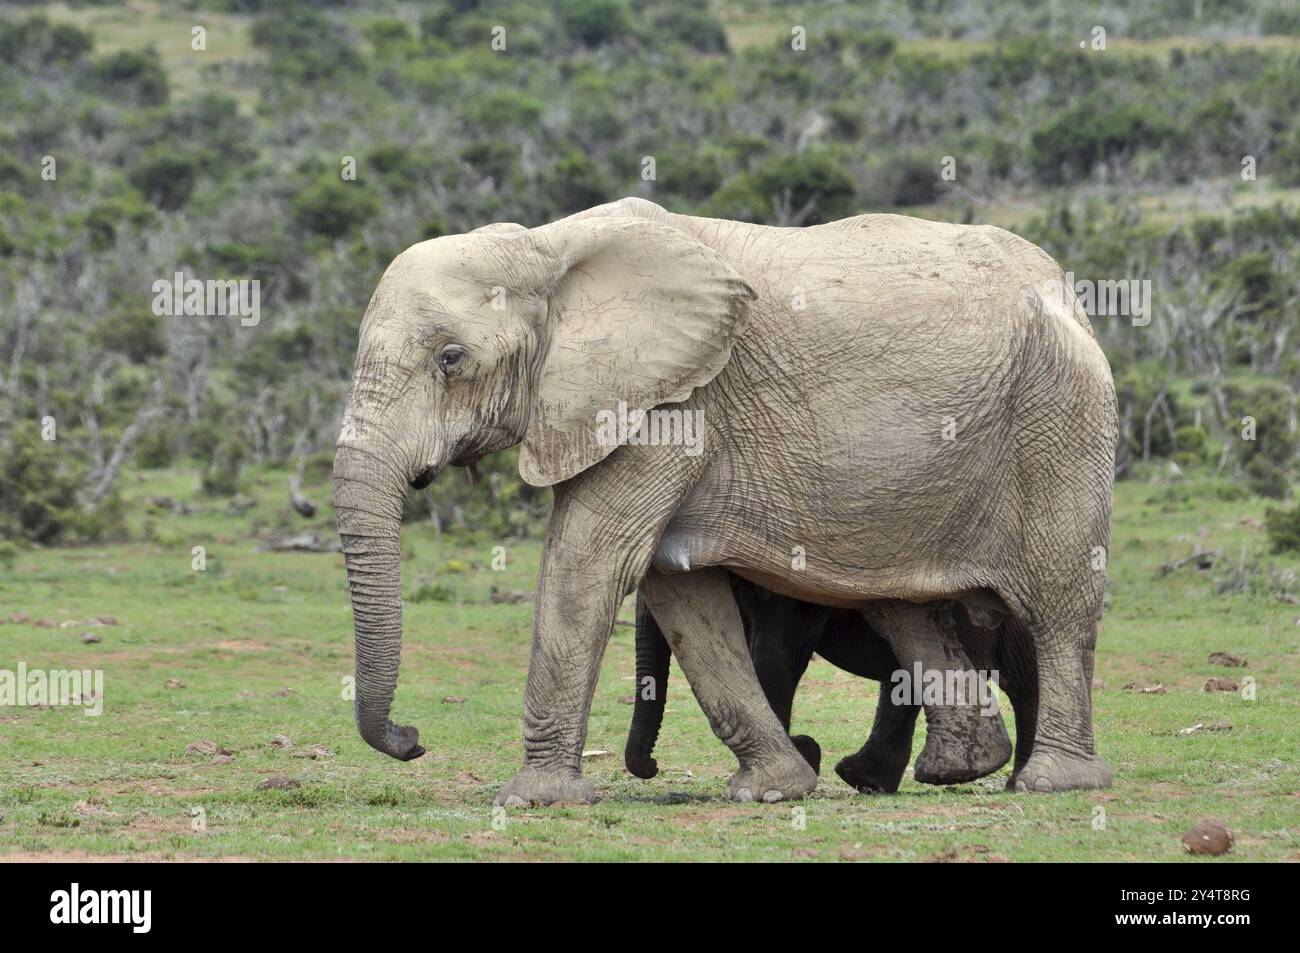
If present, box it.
[1007,607,1111,792]
[640,567,817,803]
[863,600,1011,786]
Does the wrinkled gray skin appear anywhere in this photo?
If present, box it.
[333,197,1115,806]
[626,576,1019,792]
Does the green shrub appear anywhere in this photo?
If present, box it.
[559,0,636,48]
[134,425,177,470]
[129,152,199,210]
[1246,457,1291,500]
[292,176,380,239]
[0,15,93,67]
[752,151,856,224]
[652,7,727,53]
[407,582,454,603]
[465,90,545,130]
[538,153,611,215]
[1272,128,1300,187]
[0,427,123,544]
[1265,501,1300,553]
[91,49,169,106]
[1225,382,1298,471]
[92,309,166,364]
[84,192,157,249]
[1030,96,1178,185]
[1261,6,1300,35]
[201,441,246,498]
[460,140,518,184]
[250,8,362,83]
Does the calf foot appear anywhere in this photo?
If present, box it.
[1009,748,1112,792]
[790,734,822,775]
[726,756,817,803]
[835,745,909,793]
[494,767,597,807]
[913,707,1012,785]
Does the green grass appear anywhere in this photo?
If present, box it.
[1,466,1297,861]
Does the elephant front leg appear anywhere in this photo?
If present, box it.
[494,552,625,808]
[835,690,920,793]
[641,568,817,802]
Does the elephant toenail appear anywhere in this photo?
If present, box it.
[1034,777,1053,792]
[734,787,754,802]
[504,795,526,808]
[762,790,784,803]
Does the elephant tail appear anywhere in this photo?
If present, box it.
[624,590,671,779]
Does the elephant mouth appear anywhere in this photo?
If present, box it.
[409,465,439,490]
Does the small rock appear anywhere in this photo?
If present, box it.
[212,754,235,765]
[1208,651,1246,668]
[1178,722,1231,736]
[96,616,118,626]
[441,695,467,704]
[1125,682,1167,695]
[186,740,218,756]
[271,735,294,749]
[165,678,186,689]
[1203,677,1238,693]
[34,619,57,628]
[272,687,294,697]
[257,776,300,791]
[1182,819,1232,856]
[9,612,30,624]
[489,586,528,604]
[81,632,102,644]
[292,744,332,760]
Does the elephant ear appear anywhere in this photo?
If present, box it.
[517,216,755,487]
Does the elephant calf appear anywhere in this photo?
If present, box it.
[626,576,1021,793]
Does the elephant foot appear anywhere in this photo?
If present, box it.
[790,734,822,775]
[726,756,818,803]
[913,707,1012,785]
[1008,748,1112,793]
[834,746,908,794]
[494,767,597,807]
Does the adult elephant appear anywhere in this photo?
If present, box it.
[333,197,1116,806]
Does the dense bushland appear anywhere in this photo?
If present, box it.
[1,0,1297,543]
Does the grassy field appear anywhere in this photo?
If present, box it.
[0,464,1297,862]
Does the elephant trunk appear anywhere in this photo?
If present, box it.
[333,447,425,761]
[624,592,670,779]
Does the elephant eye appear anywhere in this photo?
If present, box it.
[438,345,467,373]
